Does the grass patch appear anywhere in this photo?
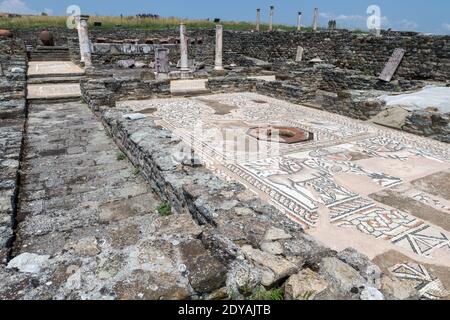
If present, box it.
[248,286,284,301]
[0,14,309,31]
[116,151,126,161]
[157,202,172,216]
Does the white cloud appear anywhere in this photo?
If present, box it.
[318,12,334,19]
[318,12,389,29]
[397,19,418,30]
[442,22,450,31]
[0,0,36,14]
[43,8,53,16]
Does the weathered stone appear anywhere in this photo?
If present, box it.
[7,253,50,274]
[380,275,419,300]
[360,287,385,300]
[264,227,292,241]
[226,260,261,296]
[282,234,336,269]
[319,257,368,299]
[64,236,100,257]
[337,248,382,288]
[180,240,227,293]
[284,269,330,300]
[117,59,136,69]
[206,287,229,300]
[113,269,191,300]
[260,241,283,255]
[154,214,203,238]
[241,245,298,286]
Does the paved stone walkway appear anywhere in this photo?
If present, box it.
[14,101,158,254]
[0,99,224,299]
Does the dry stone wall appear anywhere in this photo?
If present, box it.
[0,38,27,263]
[222,30,450,81]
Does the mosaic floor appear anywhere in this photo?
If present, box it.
[118,92,450,266]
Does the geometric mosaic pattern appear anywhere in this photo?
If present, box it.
[390,263,450,300]
[118,92,450,259]
[391,225,450,257]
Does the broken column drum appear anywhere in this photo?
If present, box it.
[179,23,190,71]
[214,25,224,71]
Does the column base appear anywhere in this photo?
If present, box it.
[180,70,194,79]
[155,73,169,80]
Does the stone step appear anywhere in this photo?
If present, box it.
[30,53,70,57]
[36,46,69,50]
[28,72,85,79]
[170,79,210,96]
[27,96,82,104]
[27,76,85,84]
[33,49,69,53]
[29,50,70,58]
[30,57,72,62]
[171,88,210,97]
[27,83,82,103]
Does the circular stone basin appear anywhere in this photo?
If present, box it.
[247,126,314,144]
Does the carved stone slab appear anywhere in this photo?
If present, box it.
[155,48,170,73]
[379,48,406,82]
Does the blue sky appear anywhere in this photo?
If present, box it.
[1,0,449,34]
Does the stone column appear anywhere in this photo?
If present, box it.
[312,8,319,32]
[256,8,261,31]
[269,6,274,31]
[297,12,302,31]
[295,46,304,62]
[75,18,84,63]
[179,23,190,71]
[214,24,224,71]
[76,15,92,67]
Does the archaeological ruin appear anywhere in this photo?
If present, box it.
[0,10,449,302]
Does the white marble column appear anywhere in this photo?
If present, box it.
[312,8,319,32]
[76,15,92,67]
[214,24,224,71]
[76,18,84,63]
[297,12,302,31]
[269,6,274,31]
[179,23,190,71]
[256,8,261,31]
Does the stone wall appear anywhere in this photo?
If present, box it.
[319,90,387,120]
[15,27,450,81]
[0,38,27,263]
[222,30,450,81]
[206,76,257,93]
[403,110,450,143]
[81,69,170,109]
